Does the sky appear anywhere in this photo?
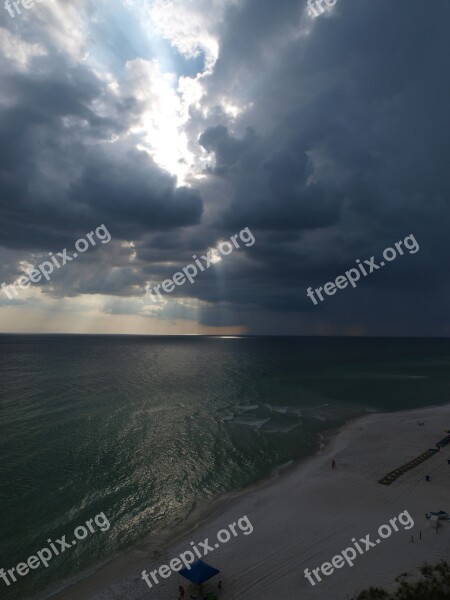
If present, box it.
[0,0,449,336]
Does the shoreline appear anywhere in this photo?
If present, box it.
[42,414,351,600]
[41,423,329,600]
[48,402,450,600]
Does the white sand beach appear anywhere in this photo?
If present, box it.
[52,404,450,600]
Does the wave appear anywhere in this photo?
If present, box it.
[234,404,259,413]
[234,418,271,429]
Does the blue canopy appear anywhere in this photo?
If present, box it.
[179,560,220,585]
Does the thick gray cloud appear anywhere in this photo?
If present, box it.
[0,50,202,252]
[185,0,450,333]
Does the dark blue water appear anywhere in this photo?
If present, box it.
[1,335,450,600]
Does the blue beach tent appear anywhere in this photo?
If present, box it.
[179,560,220,585]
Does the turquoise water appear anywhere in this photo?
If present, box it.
[1,335,450,600]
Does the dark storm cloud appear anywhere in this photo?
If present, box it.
[68,147,203,233]
[186,0,450,333]
[0,51,202,254]
[199,125,343,230]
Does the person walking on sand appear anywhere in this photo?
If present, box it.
[332,459,337,470]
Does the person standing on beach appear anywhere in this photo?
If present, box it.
[332,459,337,470]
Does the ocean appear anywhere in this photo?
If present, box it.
[1,335,450,600]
